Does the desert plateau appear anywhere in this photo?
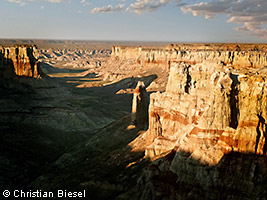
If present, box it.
[2,0,267,199]
[0,39,266,200]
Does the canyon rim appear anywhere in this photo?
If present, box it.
[0,41,267,200]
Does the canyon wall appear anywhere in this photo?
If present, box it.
[112,44,267,71]
[0,45,41,79]
[128,44,267,200]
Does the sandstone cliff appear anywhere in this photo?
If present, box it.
[0,45,41,80]
[113,44,267,70]
[130,81,149,129]
[129,44,267,200]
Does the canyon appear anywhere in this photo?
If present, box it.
[1,41,267,200]
[129,44,267,199]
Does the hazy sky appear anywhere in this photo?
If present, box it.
[0,0,266,43]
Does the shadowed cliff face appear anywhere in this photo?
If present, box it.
[0,43,157,199]
[1,42,267,200]
[0,44,136,194]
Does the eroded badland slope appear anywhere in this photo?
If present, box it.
[129,43,267,200]
[0,44,144,197]
[1,42,267,200]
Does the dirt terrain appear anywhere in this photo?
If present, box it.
[0,40,163,200]
[1,40,267,200]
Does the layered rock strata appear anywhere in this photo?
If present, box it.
[0,45,41,79]
[112,44,267,71]
[144,62,267,157]
[129,44,267,199]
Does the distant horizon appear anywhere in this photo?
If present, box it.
[0,38,267,45]
[1,0,266,44]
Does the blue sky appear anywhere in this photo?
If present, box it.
[0,0,266,42]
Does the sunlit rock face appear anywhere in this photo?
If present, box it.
[130,44,267,200]
[112,44,267,71]
[0,45,41,79]
[141,61,267,161]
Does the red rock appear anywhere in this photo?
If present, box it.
[128,44,267,199]
[0,45,41,79]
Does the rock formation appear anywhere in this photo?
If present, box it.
[130,81,149,129]
[39,48,111,69]
[129,44,267,200]
[2,41,267,200]
[0,45,41,79]
[112,44,267,71]
[0,42,133,196]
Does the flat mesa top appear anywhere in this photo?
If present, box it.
[0,44,37,48]
[0,39,170,50]
[113,43,267,52]
[165,43,267,51]
[0,39,266,52]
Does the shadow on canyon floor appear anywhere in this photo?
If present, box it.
[2,62,267,200]
[0,63,156,199]
[40,62,87,74]
[29,114,150,200]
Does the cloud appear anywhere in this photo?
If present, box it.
[128,0,174,14]
[89,0,179,14]
[8,0,22,2]
[91,5,112,13]
[8,0,66,5]
[7,0,266,39]
[46,0,65,2]
[115,4,125,11]
[8,0,26,6]
[181,0,267,39]
[91,4,125,13]
[80,0,90,6]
